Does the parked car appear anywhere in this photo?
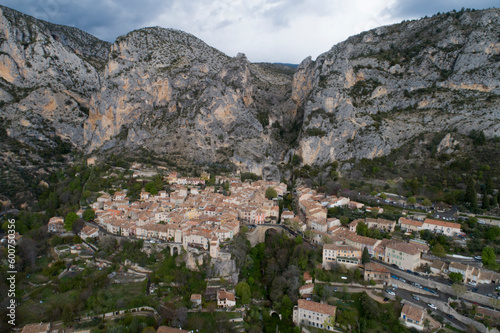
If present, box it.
[413,271,421,277]
[423,287,437,294]
[468,281,477,287]
[495,286,500,291]
[406,270,413,274]
[472,288,479,292]
[399,278,406,283]
[447,314,455,319]
[383,297,389,302]
[428,303,437,310]
[412,295,420,301]
[474,256,482,260]
[386,290,396,296]
[391,275,399,280]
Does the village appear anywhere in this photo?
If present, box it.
[35,164,500,333]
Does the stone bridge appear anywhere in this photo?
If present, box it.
[246,224,296,247]
[155,242,183,256]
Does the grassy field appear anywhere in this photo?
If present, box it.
[185,311,242,332]
[17,280,157,325]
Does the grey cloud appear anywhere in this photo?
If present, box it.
[1,0,172,42]
[390,0,498,19]
[1,0,497,63]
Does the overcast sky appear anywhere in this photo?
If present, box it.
[1,0,498,63]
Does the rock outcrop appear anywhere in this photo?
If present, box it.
[0,5,499,205]
[84,28,293,179]
[294,9,500,164]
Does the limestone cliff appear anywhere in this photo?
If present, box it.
[0,5,499,206]
[84,27,293,179]
[0,5,110,203]
[294,9,500,165]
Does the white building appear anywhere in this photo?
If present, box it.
[217,289,236,308]
[292,299,336,331]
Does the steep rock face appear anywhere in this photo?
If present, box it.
[0,6,110,203]
[294,9,500,165]
[0,5,499,203]
[84,27,293,178]
[0,6,109,148]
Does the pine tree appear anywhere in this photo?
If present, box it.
[491,195,498,208]
[465,177,478,212]
[362,247,370,264]
[485,174,494,195]
[482,191,490,211]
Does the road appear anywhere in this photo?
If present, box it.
[392,287,467,331]
[374,259,500,308]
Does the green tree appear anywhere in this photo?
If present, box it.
[362,247,370,264]
[82,190,92,200]
[62,306,74,325]
[465,177,478,211]
[491,195,498,208]
[432,243,446,257]
[486,226,500,241]
[235,282,251,304]
[469,130,486,146]
[82,208,95,221]
[322,235,333,244]
[451,283,467,300]
[294,235,303,245]
[482,191,490,211]
[144,182,158,196]
[449,272,463,284]
[380,193,387,200]
[467,216,478,228]
[485,174,494,195]
[407,196,417,205]
[291,154,302,166]
[339,216,349,226]
[50,235,63,247]
[64,212,78,231]
[356,221,368,236]
[280,295,293,318]
[265,187,277,200]
[482,247,496,266]
[422,198,432,207]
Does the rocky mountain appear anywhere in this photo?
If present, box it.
[84,27,294,178]
[294,8,500,165]
[0,5,499,205]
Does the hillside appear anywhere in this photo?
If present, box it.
[0,5,499,207]
[294,8,499,165]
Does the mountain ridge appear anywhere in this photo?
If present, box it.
[0,5,499,206]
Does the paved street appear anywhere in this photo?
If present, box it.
[391,286,466,330]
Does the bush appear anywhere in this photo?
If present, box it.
[305,128,327,137]
[82,208,95,221]
[265,187,277,199]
